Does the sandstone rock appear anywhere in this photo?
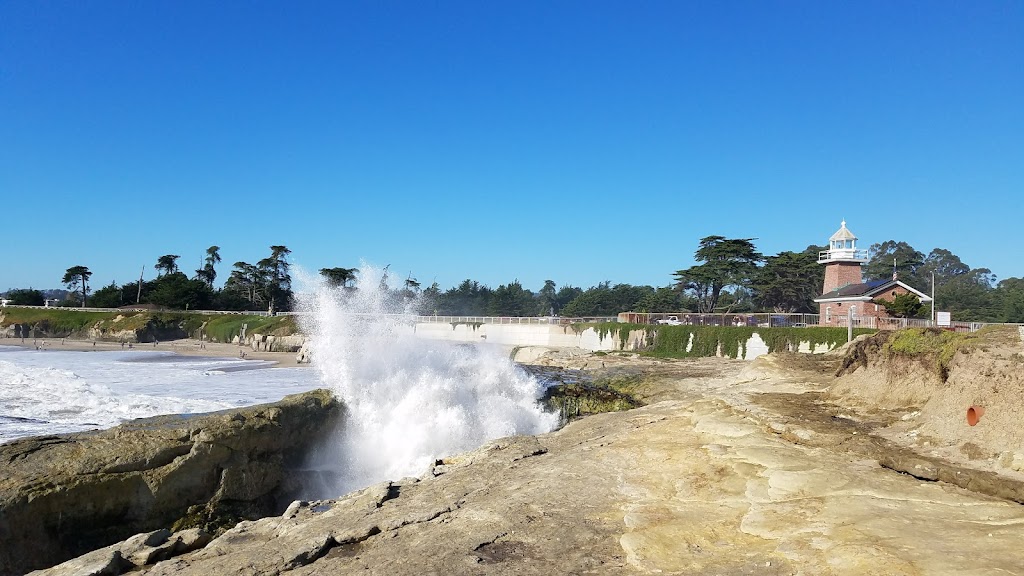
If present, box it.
[20,349,1024,575]
[249,333,304,353]
[296,342,312,363]
[89,397,1024,576]
[0,390,340,575]
[30,528,214,575]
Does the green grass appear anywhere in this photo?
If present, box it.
[0,308,299,342]
[883,327,982,380]
[0,308,120,335]
[200,315,298,343]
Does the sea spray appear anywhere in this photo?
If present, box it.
[296,265,558,497]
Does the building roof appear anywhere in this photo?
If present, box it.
[829,220,857,242]
[815,278,933,303]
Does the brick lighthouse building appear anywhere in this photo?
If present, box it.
[819,220,867,294]
[814,221,931,326]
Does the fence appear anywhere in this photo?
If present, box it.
[624,312,1006,333]
[625,312,821,328]
[1,304,1014,333]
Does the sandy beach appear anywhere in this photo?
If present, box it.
[0,337,309,367]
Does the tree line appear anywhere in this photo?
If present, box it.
[4,246,295,313]
[3,236,1023,323]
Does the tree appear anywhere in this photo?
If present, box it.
[148,272,214,310]
[996,278,1024,323]
[936,268,998,321]
[487,280,534,316]
[62,265,92,307]
[634,286,687,313]
[257,245,292,313]
[560,282,655,317]
[196,246,221,287]
[874,293,924,318]
[402,274,421,296]
[319,267,359,288]
[864,241,924,285]
[89,282,128,308]
[224,261,265,308]
[536,280,558,316]
[555,285,583,313]
[5,288,44,306]
[673,236,762,313]
[752,249,823,312]
[918,248,969,288]
[155,255,181,277]
[435,280,493,315]
[419,281,441,314]
[716,287,755,313]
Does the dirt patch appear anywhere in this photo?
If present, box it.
[827,325,1024,478]
[751,391,1024,504]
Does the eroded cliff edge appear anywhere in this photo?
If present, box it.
[0,389,340,575]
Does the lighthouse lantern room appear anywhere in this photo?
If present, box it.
[818,220,868,294]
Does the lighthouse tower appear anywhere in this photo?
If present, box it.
[818,220,868,294]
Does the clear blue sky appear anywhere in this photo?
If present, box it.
[2,1,1021,293]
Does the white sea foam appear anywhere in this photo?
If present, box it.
[297,265,558,496]
[0,347,317,443]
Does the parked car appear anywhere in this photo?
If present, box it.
[656,316,681,326]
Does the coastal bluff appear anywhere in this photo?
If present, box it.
[0,390,340,575]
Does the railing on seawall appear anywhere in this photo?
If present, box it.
[629,312,1008,333]
[628,312,821,328]
[413,315,617,325]
[0,305,616,325]
[3,304,1015,333]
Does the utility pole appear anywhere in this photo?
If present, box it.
[931,271,936,326]
[136,266,145,304]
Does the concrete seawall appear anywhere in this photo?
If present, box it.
[412,323,837,360]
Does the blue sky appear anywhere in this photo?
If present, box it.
[2,1,1021,293]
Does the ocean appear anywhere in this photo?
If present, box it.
[0,345,318,443]
[1,267,559,495]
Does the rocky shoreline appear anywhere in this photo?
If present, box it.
[7,327,1024,575]
[0,390,340,575]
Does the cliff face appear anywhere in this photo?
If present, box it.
[0,390,340,575]
[0,310,302,348]
[829,326,1024,473]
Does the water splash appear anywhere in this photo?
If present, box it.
[296,265,558,497]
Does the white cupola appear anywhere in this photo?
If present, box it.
[818,220,868,263]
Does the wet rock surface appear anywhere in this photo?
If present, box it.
[0,389,340,575]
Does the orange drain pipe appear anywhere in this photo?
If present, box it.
[967,405,985,426]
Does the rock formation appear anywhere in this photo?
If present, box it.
[19,327,1024,574]
[0,390,340,575]
[38,367,1024,574]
